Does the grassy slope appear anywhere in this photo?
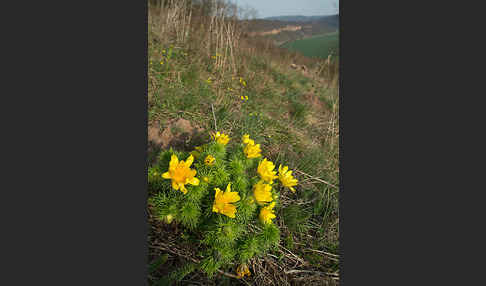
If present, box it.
[282,32,339,59]
[148,14,339,286]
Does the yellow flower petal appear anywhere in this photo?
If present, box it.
[223,191,240,203]
[242,134,250,144]
[169,154,179,171]
[222,204,237,218]
[189,177,199,186]
[179,184,188,194]
[162,172,171,179]
[185,154,194,167]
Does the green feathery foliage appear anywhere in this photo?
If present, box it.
[149,133,299,278]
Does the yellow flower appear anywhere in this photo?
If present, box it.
[242,134,251,144]
[244,140,261,158]
[257,158,278,184]
[236,264,251,279]
[253,180,273,205]
[245,96,248,100]
[203,176,210,183]
[164,214,174,224]
[204,155,215,166]
[278,164,298,193]
[240,95,244,101]
[212,183,241,218]
[211,131,230,145]
[162,154,200,194]
[259,202,276,224]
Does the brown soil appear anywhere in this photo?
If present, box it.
[148,118,206,165]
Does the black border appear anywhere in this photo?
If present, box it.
[4,1,148,285]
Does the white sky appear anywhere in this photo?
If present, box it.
[231,0,339,18]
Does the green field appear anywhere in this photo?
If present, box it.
[282,32,339,60]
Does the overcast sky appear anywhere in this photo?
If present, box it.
[231,0,339,18]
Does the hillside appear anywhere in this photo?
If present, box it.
[243,14,339,46]
[317,14,339,29]
[148,1,339,285]
[263,15,328,22]
[282,32,339,60]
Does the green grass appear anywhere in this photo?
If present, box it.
[282,32,339,59]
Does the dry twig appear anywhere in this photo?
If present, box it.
[211,103,217,131]
[295,169,338,189]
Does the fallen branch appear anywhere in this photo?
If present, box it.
[304,248,340,258]
[279,245,306,265]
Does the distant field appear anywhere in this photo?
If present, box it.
[282,32,339,60]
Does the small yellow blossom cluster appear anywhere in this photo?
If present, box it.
[160,133,297,218]
[239,77,247,87]
[211,52,222,59]
[210,131,230,145]
[162,154,199,194]
[254,158,278,224]
[206,77,212,84]
[242,134,261,159]
[240,95,249,101]
[278,164,298,193]
[253,156,299,224]
[204,154,215,166]
[236,263,251,279]
[212,183,240,218]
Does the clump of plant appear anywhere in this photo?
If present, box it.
[148,131,299,279]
